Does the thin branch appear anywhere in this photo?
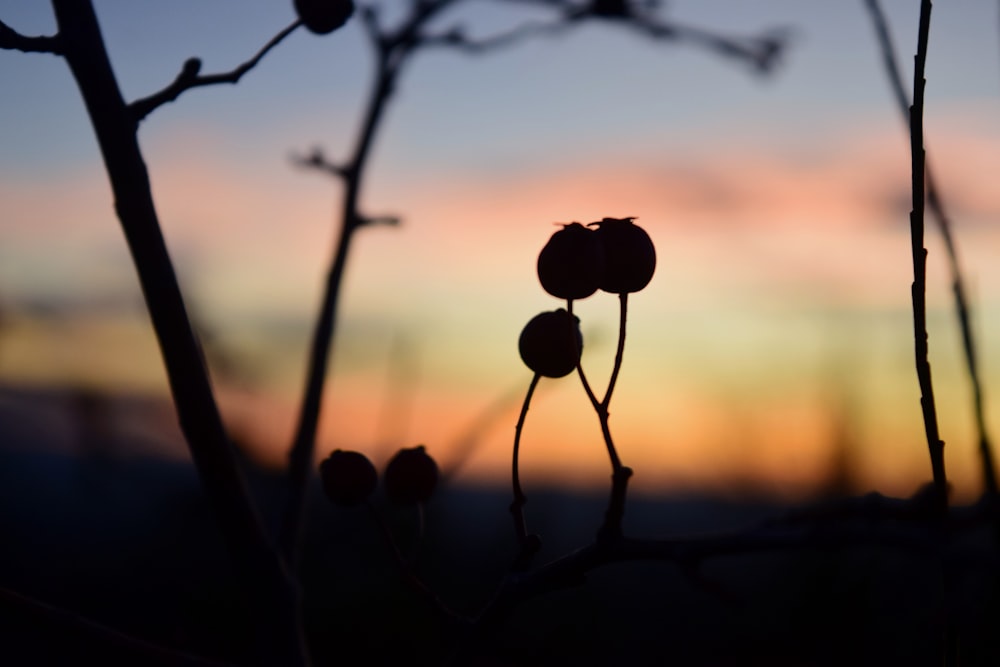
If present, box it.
[291,146,350,179]
[419,19,573,53]
[602,293,628,408]
[0,586,236,667]
[636,19,788,73]
[422,3,788,72]
[907,0,948,514]
[279,0,457,568]
[510,373,542,568]
[863,0,997,497]
[0,19,63,54]
[129,20,301,122]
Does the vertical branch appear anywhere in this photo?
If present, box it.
[864,0,996,496]
[49,1,306,663]
[907,0,948,513]
[279,35,410,563]
[280,0,467,566]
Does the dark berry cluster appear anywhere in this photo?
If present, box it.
[520,217,656,377]
[319,445,438,508]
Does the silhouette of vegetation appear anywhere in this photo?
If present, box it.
[2,1,999,666]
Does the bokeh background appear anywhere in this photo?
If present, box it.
[3,1,1000,502]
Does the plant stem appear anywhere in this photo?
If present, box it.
[864,0,997,497]
[510,373,541,548]
[50,2,307,663]
[279,41,403,566]
[907,0,948,515]
[603,293,629,410]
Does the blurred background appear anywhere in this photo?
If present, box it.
[2,0,1000,504]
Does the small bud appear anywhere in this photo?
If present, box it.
[384,446,439,505]
[319,450,377,507]
[518,309,583,378]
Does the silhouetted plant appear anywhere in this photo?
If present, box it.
[283,0,790,568]
[4,1,1000,666]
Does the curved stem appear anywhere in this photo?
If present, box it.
[576,362,601,412]
[510,373,540,545]
[603,292,629,409]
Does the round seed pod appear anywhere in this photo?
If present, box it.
[384,446,439,505]
[319,449,377,507]
[589,217,656,294]
[293,0,354,35]
[537,222,605,300]
[518,309,583,378]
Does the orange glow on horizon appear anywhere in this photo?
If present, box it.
[3,112,1000,502]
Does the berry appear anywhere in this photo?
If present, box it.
[384,446,439,505]
[589,217,656,294]
[294,0,354,35]
[518,309,583,378]
[537,222,605,301]
[319,450,377,507]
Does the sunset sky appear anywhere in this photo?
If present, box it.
[2,2,1000,501]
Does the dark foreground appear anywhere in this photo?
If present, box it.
[2,443,999,667]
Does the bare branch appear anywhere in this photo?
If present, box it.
[291,146,350,179]
[359,213,402,226]
[0,19,62,54]
[906,0,949,513]
[129,20,301,122]
[419,19,572,52]
[419,4,788,71]
[863,0,998,497]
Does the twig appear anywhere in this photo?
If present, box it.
[602,293,628,409]
[907,7,959,661]
[419,19,573,53]
[863,0,997,497]
[129,20,301,122]
[510,373,543,568]
[420,3,788,72]
[907,0,948,514]
[0,20,62,54]
[292,146,350,179]
[0,586,235,667]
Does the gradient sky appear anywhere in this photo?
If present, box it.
[2,2,1000,501]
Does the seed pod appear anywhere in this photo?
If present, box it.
[319,449,377,507]
[537,222,605,300]
[293,0,354,35]
[384,446,439,505]
[589,217,656,294]
[518,309,583,378]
